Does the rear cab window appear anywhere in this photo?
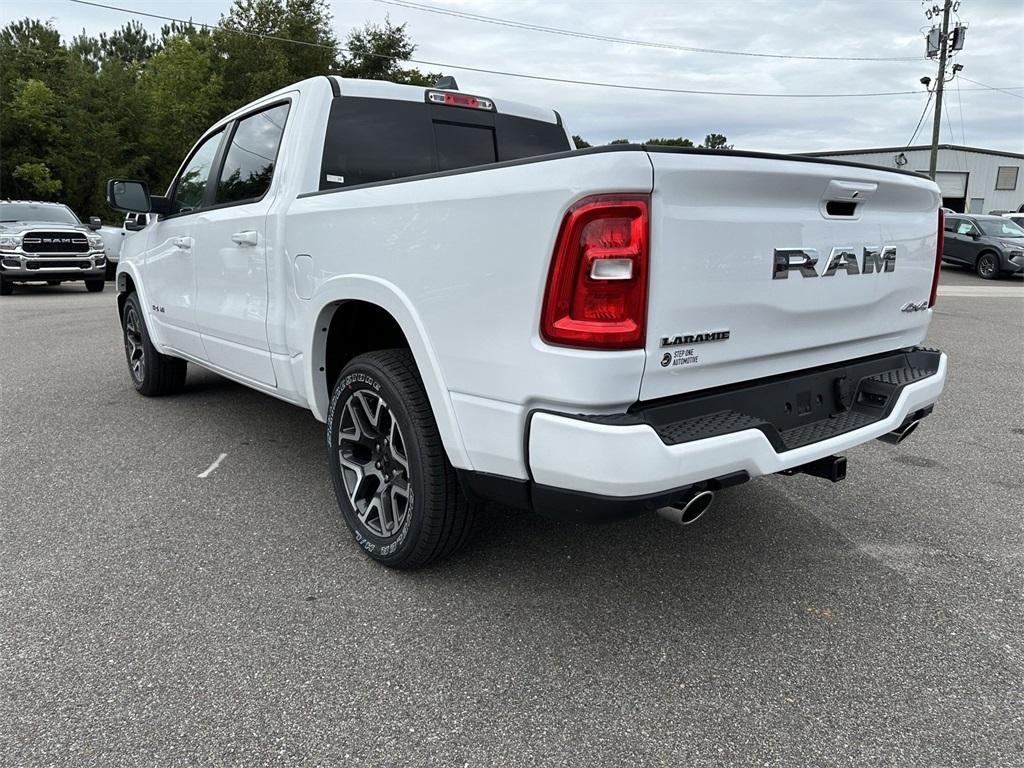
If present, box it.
[318,95,569,191]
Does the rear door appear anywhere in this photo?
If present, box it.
[956,218,984,265]
[943,215,968,263]
[640,150,941,401]
[193,100,291,387]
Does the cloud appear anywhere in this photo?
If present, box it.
[12,0,1023,151]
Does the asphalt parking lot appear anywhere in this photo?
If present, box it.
[1,267,1022,767]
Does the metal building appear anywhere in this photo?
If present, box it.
[802,144,1024,214]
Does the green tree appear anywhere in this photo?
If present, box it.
[338,18,442,86]
[213,0,338,111]
[608,138,630,144]
[572,135,591,149]
[699,133,732,150]
[645,137,694,147]
[2,78,64,200]
[0,8,465,217]
[12,162,62,197]
[100,20,159,67]
[0,19,67,87]
[139,34,224,190]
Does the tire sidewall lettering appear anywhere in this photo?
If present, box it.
[327,364,420,563]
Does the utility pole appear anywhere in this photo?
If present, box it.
[928,0,953,180]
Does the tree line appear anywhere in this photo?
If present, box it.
[573,134,732,150]
[1,0,730,222]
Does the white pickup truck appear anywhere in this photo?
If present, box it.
[107,75,948,568]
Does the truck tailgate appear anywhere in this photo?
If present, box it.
[641,150,941,401]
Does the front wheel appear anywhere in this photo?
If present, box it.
[327,349,476,569]
[121,292,187,396]
[976,252,999,280]
[85,279,105,292]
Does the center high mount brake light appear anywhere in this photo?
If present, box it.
[426,90,495,111]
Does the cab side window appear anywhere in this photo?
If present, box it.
[216,103,290,205]
[171,129,224,214]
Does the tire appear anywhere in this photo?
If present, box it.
[327,349,476,569]
[0,276,11,296]
[85,279,105,292]
[121,292,187,396]
[47,280,61,286]
[976,252,999,280]
[106,261,116,280]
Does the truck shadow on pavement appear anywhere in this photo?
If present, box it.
[176,364,895,608]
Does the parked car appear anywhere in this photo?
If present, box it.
[941,213,1024,279]
[89,214,150,279]
[0,200,107,295]
[106,75,947,569]
[94,223,122,279]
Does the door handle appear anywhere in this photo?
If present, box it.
[231,230,259,246]
[172,236,192,250]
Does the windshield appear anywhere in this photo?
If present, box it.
[978,218,1024,237]
[0,203,80,225]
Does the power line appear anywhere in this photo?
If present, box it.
[907,88,935,146]
[958,74,1024,100]
[373,0,923,62]
[955,75,967,146]
[66,0,1024,100]
[942,90,960,171]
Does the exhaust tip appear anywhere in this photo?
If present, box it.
[658,490,715,526]
[879,419,920,445]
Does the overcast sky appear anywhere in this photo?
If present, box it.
[9,0,1024,153]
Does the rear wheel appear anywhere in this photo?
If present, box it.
[85,279,105,292]
[122,292,187,396]
[327,349,476,569]
[976,252,999,280]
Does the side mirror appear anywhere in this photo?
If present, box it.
[124,217,146,232]
[107,179,151,213]
[971,231,982,240]
[88,216,102,231]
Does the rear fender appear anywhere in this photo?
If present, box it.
[305,274,472,471]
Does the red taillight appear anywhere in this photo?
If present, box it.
[929,207,944,307]
[541,194,650,350]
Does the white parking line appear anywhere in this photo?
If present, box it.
[937,286,1023,298]
[198,453,228,478]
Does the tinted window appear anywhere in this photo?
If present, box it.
[955,220,978,235]
[0,203,79,224]
[435,121,496,170]
[319,96,570,190]
[978,218,1024,237]
[943,217,959,232]
[495,113,571,160]
[321,97,435,189]
[172,129,223,213]
[217,103,290,204]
